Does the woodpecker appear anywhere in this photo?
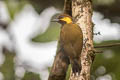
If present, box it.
[52,14,83,73]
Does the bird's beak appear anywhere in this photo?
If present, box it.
[51,19,59,22]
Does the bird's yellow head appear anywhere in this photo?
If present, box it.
[52,14,72,25]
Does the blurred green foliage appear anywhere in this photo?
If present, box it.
[4,0,120,23]
[22,72,40,80]
[0,52,15,80]
[65,65,71,80]
[5,0,28,19]
[29,0,64,13]
[92,40,120,80]
[93,0,115,6]
[32,23,60,43]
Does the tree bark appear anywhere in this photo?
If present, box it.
[69,0,94,80]
[48,51,70,80]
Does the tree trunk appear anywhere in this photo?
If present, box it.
[48,50,70,80]
[69,0,94,80]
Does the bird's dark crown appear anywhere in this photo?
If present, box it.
[52,14,73,25]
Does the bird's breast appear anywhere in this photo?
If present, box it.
[60,23,83,44]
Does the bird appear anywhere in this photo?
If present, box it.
[52,14,83,74]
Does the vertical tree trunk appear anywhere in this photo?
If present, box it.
[69,0,94,80]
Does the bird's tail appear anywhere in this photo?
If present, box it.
[71,59,81,74]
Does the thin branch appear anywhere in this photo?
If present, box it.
[94,43,120,48]
[94,50,103,53]
[63,0,72,16]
